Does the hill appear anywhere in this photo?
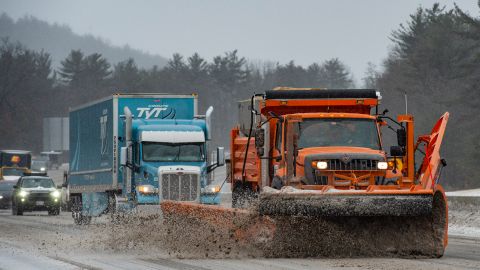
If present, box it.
[0,13,167,69]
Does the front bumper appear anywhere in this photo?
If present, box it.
[17,194,61,210]
[200,193,221,204]
[136,192,221,205]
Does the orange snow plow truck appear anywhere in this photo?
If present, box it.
[161,88,449,257]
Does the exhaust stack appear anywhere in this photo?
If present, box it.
[124,106,133,194]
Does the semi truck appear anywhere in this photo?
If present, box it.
[0,150,32,181]
[68,93,224,225]
[162,88,449,257]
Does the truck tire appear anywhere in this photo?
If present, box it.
[12,203,18,216]
[232,182,256,208]
[71,195,89,225]
[272,176,284,190]
[16,206,23,216]
[82,215,92,225]
[48,207,60,216]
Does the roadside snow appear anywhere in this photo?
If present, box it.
[446,189,480,197]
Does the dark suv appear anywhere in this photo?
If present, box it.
[12,176,61,215]
[0,180,15,208]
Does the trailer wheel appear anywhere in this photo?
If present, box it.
[82,215,92,225]
[71,195,86,225]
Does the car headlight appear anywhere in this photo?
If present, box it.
[202,185,221,194]
[137,185,156,194]
[0,195,3,199]
[19,190,29,197]
[51,190,61,198]
[314,161,328,170]
[377,161,388,170]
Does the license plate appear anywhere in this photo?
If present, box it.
[36,201,44,206]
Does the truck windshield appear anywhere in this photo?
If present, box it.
[142,142,205,162]
[298,118,380,149]
[2,168,25,176]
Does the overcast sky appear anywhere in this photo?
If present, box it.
[2,0,479,83]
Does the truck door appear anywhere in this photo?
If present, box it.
[285,119,301,184]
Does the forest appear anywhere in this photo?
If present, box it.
[1,4,479,189]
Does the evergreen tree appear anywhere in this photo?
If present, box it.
[318,58,353,88]
[112,58,141,92]
[58,49,84,87]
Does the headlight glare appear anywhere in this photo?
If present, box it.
[316,161,328,170]
[137,185,156,194]
[19,190,29,197]
[51,190,61,198]
[202,185,221,194]
[377,161,388,170]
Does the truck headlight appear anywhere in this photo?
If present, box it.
[202,185,221,194]
[315,161,328,170]
[40,167,46,172]
[377,161,388,170]
[137,185,156,194]
[51,190,61,198]
[19,190,29,198]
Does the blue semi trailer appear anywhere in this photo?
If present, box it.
[68,94,224,224]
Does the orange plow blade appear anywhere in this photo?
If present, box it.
[161,189,447,258]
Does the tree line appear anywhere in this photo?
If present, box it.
[0,38,354,155]
[368,3,480,189]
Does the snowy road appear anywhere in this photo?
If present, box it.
[0,209,479,270]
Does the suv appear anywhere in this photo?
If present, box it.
[0,180,15,208]
[12,176,61,215]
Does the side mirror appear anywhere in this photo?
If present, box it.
[390,146,405,157]
[120,147,127,166]
[397,129,407,147]
[57,185,63,189]
[13,185,17,189]
[216,147,225,167]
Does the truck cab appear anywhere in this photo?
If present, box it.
[269,113,393,190]
[230,88,413,206]
[127,118,223,204]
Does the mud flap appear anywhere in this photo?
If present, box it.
[81,192,109,217]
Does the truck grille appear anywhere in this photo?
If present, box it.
[161,173,199,201]
[327,159,379,171]
[28,193,50,201]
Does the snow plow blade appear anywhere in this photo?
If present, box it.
[258,192,433,217]
[160,200,276,257]
[161,189,447,258]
